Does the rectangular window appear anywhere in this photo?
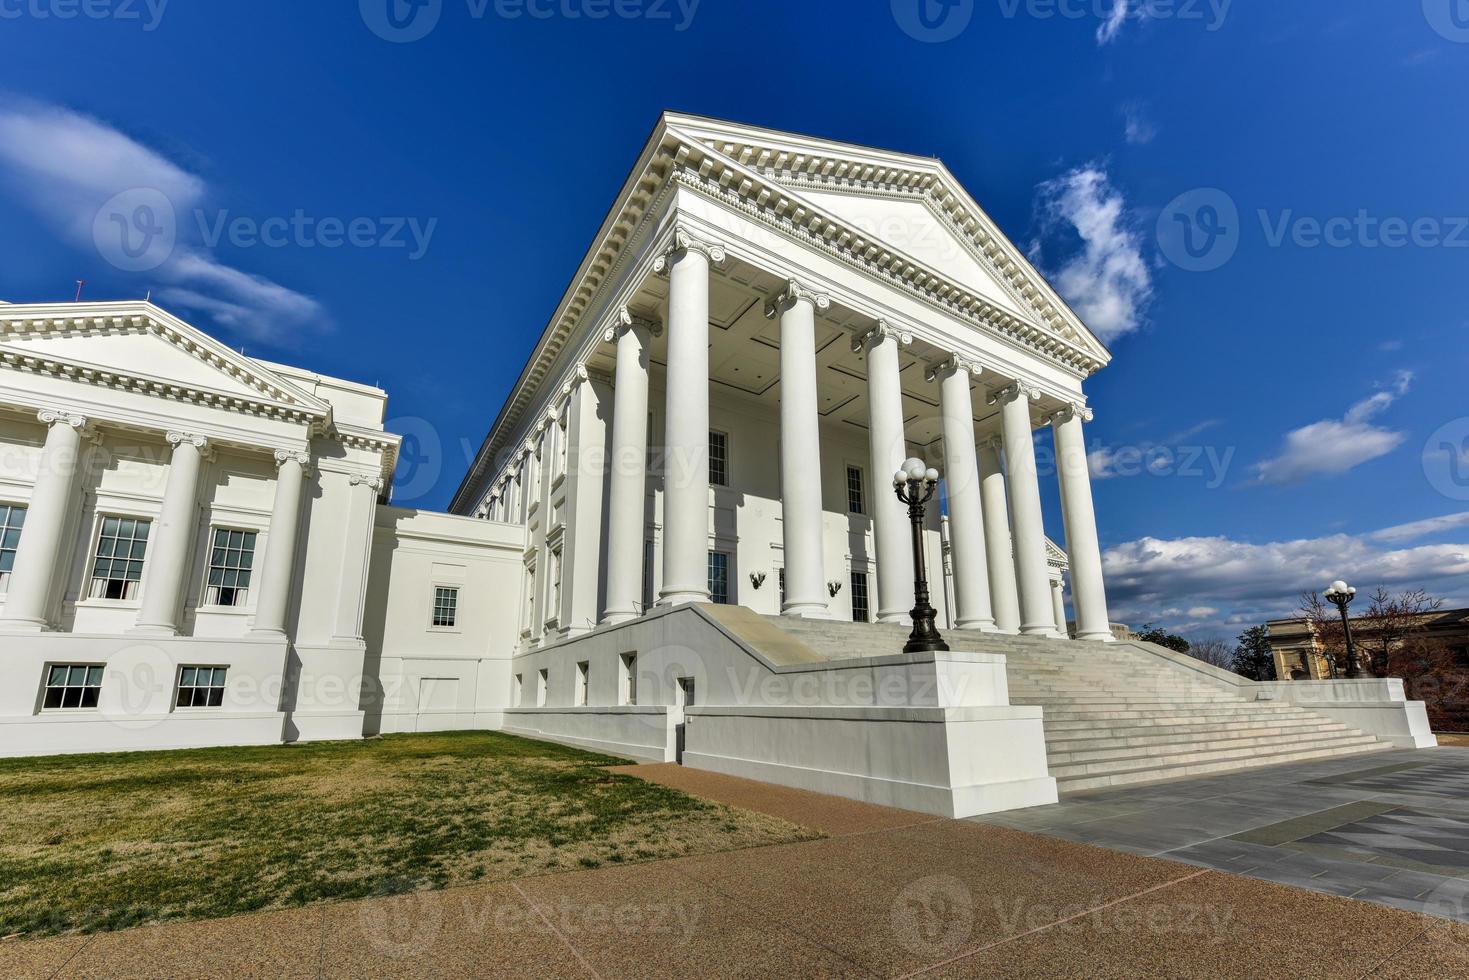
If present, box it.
[0,504,24,594]
[432,586,459,627]
[575,660,589,706]
[43,664,102,710]
[550,547,563,621]
[620,653,637,706]
[176,666,227,708]
[89,516,151,600]
[850,572,870,623]
[708,551,730,605]
[536,668,549,707]
[641,540,655,613]
[846,466,865,515]
[204,528,256,608]
[778,567,786,607]
[708,430,728,486]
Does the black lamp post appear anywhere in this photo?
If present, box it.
[894,458,950,655]
[1324,580,1362,679]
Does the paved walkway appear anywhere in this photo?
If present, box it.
[5,760,1468,978]
[975,746,1469,922]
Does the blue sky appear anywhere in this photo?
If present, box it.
[0,1,1466,637]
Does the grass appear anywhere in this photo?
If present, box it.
[0,731,817,938]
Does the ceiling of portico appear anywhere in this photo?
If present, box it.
[585,258,1064,450]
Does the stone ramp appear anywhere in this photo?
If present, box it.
[763,616,1393,794]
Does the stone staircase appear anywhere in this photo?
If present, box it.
[762,616,1392,794]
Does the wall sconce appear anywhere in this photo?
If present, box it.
[749,571,767,590]
[827,580,843,598]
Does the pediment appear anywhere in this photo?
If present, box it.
[665,115,1111,365]
[0,302,331,420]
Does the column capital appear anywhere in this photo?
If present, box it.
[560,363,589,398]
[603,306,663,342]
[653,223,726,273]
[851,319,912,354]
[988,380,1042,407]
[925,353,980,383]
[37,407,95,438]
[1050,401,1094,425]
[273,448,312,472]
[166,430,210,451]
[350,473,386,493]
[764,278,831,319]
[979,434,1005,454]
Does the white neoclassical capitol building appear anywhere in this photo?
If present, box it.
[0,116,1433,815]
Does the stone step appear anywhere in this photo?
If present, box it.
[1056,740,1395,793]
[1048,732,1384,779]
[1044,717,1348,746]
[1045,725,1358,764]
[1037,705,1302,723]
[1016,695,1241,706]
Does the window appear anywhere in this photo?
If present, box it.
[846,466,865,515]
[778,567,786,607]
[513,673,523,707]
[536,668,548,707]
[43,664,102,710]
[176,666,227,708]
[0,504,24,593]
[205,528,256,607]
[708,551,730,605]
[549,547,563,622]
[708,430,728,486]
[851,572,870,623]
[620,653,637,706]
[432,587,459,627]
[641,540,655,612]
[557,406,569,477]
[89,516,151,600]
[575,661,589,706]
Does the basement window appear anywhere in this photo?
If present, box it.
[43,664,102,710]
[176,666,227,708]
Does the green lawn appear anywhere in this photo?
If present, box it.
[0,731,816,938]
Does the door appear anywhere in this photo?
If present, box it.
[675,677,695,764]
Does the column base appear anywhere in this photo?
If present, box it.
[1076,631,1117,643]
[876,611,913,626]
[657,590,710,608]
[954,619,1003,632]
[127,624,180,638]
[0,618,49,633]
[781,602,830,619]
[599,610,639,626]
[1019,625,1056,637]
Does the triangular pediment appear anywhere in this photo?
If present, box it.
[0,302,331,419]
[664,114,1111,365]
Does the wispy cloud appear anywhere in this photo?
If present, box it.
[1031,164,1153,343]
[1097,0,1132,45]
[1121,101,1157,145]
[0,98,326,345]
[1252,371,1413,484]
[1104,510,1469,632]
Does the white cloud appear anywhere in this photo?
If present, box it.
[1103,512,1469,632]
[1032,165,1153,343]
[1253,372,1413,484]
[1097,0,1132,44]
[1121,102,1157,145]
[0,99,325,345]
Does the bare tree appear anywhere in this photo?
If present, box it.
[1188,637,1234,670]
[1299,591,1345,678]
[1356,587,1445,678]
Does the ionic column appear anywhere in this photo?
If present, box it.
[333,473,383,640]
[250,449,310,636]
[601,307,660,624]
[768,279,829,618]
[992,381,1054,636]
[0,409,93,632]
[1051,578,1069,638]
[930,355,997,631]
[853,320,914,623]
[655,225,724,607]
[977,437,1020,633]
[133,431,212,634]
[1052,403,1114,642]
